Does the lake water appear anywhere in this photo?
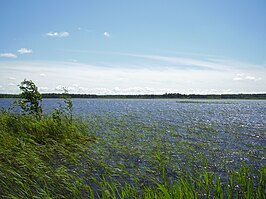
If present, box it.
[1,98,265,178]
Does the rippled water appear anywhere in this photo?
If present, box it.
[1,98,265,175]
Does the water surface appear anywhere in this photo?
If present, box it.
[1,99,265,177]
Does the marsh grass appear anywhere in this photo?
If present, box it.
[0,110,265,198]
[0,110,95,198]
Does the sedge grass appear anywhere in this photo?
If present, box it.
[0,110,265,198]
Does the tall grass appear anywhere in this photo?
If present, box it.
[0,110,95,198]
[0,109,265,198]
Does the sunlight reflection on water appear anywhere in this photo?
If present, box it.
[1,98,265,171]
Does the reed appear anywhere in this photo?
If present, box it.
[0,110,265,198]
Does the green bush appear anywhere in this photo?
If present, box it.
[17,79,43,119]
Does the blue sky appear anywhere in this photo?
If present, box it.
[0,0,265,94]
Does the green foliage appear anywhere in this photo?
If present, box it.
[17,79,43,119]
[0,110,95,198]
[0,82,97,197]
[52,88,73,124]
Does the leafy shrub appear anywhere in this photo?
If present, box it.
[17,79,43,119]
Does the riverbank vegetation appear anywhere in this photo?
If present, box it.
[0,80,265,198]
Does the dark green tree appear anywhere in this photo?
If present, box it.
[18,79,43,119]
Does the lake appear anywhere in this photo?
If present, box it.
[1,98,265,181]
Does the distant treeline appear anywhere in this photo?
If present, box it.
[1,93,266,99]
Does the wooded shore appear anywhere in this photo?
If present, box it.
[1,93,266,99]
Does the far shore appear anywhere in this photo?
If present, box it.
[0,93,266,100]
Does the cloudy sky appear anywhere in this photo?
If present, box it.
[0,0,265,94]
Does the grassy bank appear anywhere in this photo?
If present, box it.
[0,110,265,198]
[0,110,96,198]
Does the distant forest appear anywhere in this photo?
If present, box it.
[0,93,266,99]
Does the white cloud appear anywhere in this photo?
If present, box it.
[54,85,77,93]
[39,87,48,92]
[122,53,265,71]
[8,77,16,80]
[17,48,32,54]
[0,61,265,94]
[210,89,218,93]
[40,73,46,77]
[233,77,243,81]
[0,53,17,58]
[0,85,5,91]
[245,76,256,80]
[78,86,85,91]
[55,85,65,91]
[222,89,232,93]
[233,73,262,81]
[67,87,76,92]
[46,31,69,37]
[103,32,111,37]
[113,87,120,92]
[233,73,244,81]
[122,87,156,94]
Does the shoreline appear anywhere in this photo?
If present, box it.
[1,93,266,100]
